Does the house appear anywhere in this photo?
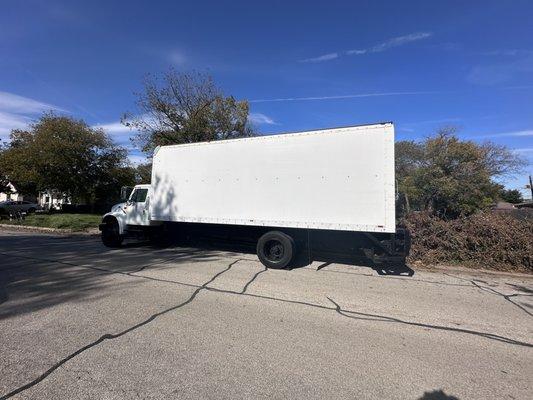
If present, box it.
[0,181,30,202]
[38,189,71,210]
[1,180,73,210]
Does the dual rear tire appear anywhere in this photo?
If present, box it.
[256,231,295,269]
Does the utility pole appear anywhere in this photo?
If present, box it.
[529,175,533,201]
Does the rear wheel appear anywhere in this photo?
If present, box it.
[101,219,123,247]
[27,207,36,213]
[257,231,294,269]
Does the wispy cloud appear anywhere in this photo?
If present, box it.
[399,127,415,133]
[480,129,533,138]
[346,49,367,55]
[93,121,132,134]
[354,32,433,54]
[248,112,277,125]
[299,32,432,63]
[250,90,442,103]
[407,117,462,125]
[0,91,64,114]
[481,49,533,57]
[93,120,143,164]
[512,147,533,153]
[467,53,533,85]
[398,117,462,133]
[0,91,64,139]
[299,52,339,63]
[0,111,32,139]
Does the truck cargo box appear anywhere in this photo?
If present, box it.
[151,122,395,233]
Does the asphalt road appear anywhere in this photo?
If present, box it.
[1,228,532,400]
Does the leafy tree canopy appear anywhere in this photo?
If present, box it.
[135,162,152,184]
[499,188,524,204]
[0,113,135,204]
[122,69,255,154]
[396,127,524,218]
[0,142,11,194]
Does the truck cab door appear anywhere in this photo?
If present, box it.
[125,188,150,226]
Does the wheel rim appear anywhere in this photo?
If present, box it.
[265,239,284,262]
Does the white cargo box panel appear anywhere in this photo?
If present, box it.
[151,123,395,233]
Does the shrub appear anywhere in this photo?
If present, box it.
[403,210,532,272]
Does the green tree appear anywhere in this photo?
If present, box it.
[499,188,524,204]
[0,142,11,194]
[135,162,152,184]
[122,69,255,154]
[0,113,135,206]
[396,127,524,218]
[0,177,9,195]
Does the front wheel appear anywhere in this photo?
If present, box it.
[101,219,123,248]
[257,231,294,269]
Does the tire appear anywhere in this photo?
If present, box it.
[27,208,36,213]
[257,231,294,269]
[101,219,123,248]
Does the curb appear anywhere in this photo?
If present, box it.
[0,223,99,236]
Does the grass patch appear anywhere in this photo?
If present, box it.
[1,213,101,231]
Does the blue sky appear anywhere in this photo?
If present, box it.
[1,0,532,197]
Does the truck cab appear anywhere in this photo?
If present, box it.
[99,184,159,246]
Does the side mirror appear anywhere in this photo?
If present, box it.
[120,186,133,201]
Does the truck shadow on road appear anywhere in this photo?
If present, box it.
[178,233,415,277]
[0,229,413,321]
[0,233,223,320]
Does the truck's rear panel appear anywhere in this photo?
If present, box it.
[151,123,395,233]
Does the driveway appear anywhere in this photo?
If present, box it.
[0,228,532,399]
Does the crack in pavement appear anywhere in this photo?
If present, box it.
[3,252,532,347]
[240,266,267,294]
[0,259,243,400]
[201,286,533,348]
[312,267,475,288]
[325,297,532,347]
[443,273,533,318]
[470,280,533,318]
[2,252,533,399]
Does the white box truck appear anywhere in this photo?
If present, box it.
[99,122,409,268]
